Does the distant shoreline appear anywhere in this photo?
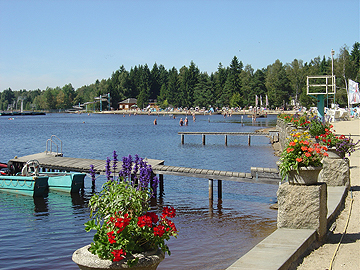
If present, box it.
[94,110,285,116]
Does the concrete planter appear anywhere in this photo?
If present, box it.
[72,245,165,270]
[288,166,322,185]
[277,182,327,239]
[326,147,345,159]
[320,157,350,186]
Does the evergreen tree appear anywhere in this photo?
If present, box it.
[213,63,228,107]
[350,42,360,80]
[193,72,213,108]
[220,56,242,106]
[136,64,151,109]
[167,67,179,107]
[286,59,305,105]
[239,64,253,106]
[265,60,291,109]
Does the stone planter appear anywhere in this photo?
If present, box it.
[320,157,349,186]
[277,182,327,239]
[72,245,165,270]
[326,148,345,159]
[288,166,322,185]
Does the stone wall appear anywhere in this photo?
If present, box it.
[276,118,298,151]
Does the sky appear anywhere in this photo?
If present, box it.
[0,0,359,91]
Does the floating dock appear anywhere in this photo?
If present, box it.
[0,111,45,116]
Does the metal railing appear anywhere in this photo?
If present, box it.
[46,135,63,156]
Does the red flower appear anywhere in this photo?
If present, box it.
[138,212,159,228]
[137,215,153,228]
[289,141,296,146]
[323,152,329,157]
[111,249,126,262]
[107,231,116,244]
[305,152,311,157]
[301,146,308,151]
[308,147,314,152]
[154,225,165,237]
[296,157,302,162]
[161,206,176,219]
[115,215,131,231]
[147,212,159,223]
[315,135,319,139]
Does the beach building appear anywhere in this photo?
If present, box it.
[118,98,137,110]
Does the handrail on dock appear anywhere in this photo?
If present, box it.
[46,135,63,156]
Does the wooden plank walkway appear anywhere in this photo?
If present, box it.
[9,152,280,184]
[8,152,164,175]
[152,165,280,185]
[178,131,279,145]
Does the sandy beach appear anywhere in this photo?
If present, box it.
[291,119,360,270]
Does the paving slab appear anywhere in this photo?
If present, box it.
[226,184,348,270]
[227,228,316,270]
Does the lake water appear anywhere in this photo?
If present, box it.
[0,113,279,270]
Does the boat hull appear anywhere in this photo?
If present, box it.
[0,176,49,197]
[41,172,85,193]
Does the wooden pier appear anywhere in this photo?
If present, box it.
[178,131,279,145]
[8,152,281,200]
[8,152,164,175]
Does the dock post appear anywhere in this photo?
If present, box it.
[159,174,164,196]
[202,134,206,145]
[209,179,213,200]
[248,134,251,146]
[181,134,184,144]
[218,180,222,199]
[225,135,228,146]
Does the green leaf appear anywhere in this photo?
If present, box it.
[84,219,96,232]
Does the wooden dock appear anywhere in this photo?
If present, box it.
[8,152,164,174]
[178,131,279,145]
[8,152,281,200]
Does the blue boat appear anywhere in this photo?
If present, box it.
[0,175,49,197]
[20,160,85,193]
[39,172,85,193]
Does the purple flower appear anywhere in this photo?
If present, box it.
[151,174,159,197]
[112,151,118,173]
[89,164,96,186]
[119,155,133,181]
[105,157,111,181]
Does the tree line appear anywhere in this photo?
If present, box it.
[1,42,359,112]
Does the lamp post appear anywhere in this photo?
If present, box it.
[331,49,335,105]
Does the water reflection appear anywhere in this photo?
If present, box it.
[208,198,223,218]
[33,196,49,215]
